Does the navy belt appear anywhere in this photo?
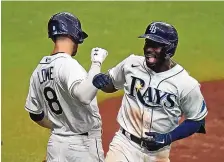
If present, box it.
[80,132,88,136]
[121,128,144,146]
[122,128,168,151]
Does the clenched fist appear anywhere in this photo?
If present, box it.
[91,47,108,65]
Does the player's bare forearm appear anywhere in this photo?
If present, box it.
[36,117,53,129]
[29,112,52,129]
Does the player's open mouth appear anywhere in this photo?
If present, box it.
[145,54,157,64]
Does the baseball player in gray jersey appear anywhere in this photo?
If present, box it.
[25,12,108,162]
[92,22,208,162]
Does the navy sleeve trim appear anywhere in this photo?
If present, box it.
[29,111,44,121]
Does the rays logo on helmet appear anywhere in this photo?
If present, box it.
[149,24,157,33]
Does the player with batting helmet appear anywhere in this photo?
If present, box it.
[92,21,207,162]
[25,12,108,162]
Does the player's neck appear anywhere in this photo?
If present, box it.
[51,39,77,56]
[52,46,73,56]
[149,60,175,73]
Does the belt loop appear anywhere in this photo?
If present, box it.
[125,131,131,140]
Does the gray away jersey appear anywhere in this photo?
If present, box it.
[108,54,208,138]
[25,53,101,135]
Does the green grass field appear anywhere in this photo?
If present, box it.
[2,1,224,162]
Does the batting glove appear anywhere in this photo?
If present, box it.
[92,73,112,89]
[143,132,172,151]
[91,47,108,65]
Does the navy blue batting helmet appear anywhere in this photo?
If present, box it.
[48,12,88,44]
[138,21,178,58]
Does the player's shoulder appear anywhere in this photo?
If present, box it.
[50,53,83,69]
[173,64,200,96]
[125,54,144,61]
[54,53,78,64]
[122,54,144,66]
[175,64,199,85]
[39,53,86,76]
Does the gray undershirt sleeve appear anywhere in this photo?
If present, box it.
[71,62,101,105]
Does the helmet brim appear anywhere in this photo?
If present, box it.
[138,34,170,45]
[82,31,88,39]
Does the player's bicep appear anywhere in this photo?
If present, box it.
[180,85,208,121]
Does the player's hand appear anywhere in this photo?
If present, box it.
[142,132,172,151]
[91,47,108,65]
[92,73,112,89]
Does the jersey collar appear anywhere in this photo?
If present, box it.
[143,60,184,77]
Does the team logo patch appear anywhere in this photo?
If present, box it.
[129,76,177,108]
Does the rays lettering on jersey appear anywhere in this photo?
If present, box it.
[37,66,54,84]
[129,76,177,108]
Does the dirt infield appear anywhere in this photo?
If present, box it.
[99,80,224,162]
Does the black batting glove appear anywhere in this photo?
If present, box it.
[92,73,112,89]
[142,132,172,151]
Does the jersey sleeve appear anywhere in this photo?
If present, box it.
[180,85,208,121]
[25,76,43,114]
[58,59,87,96]
[108,55,131,89]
